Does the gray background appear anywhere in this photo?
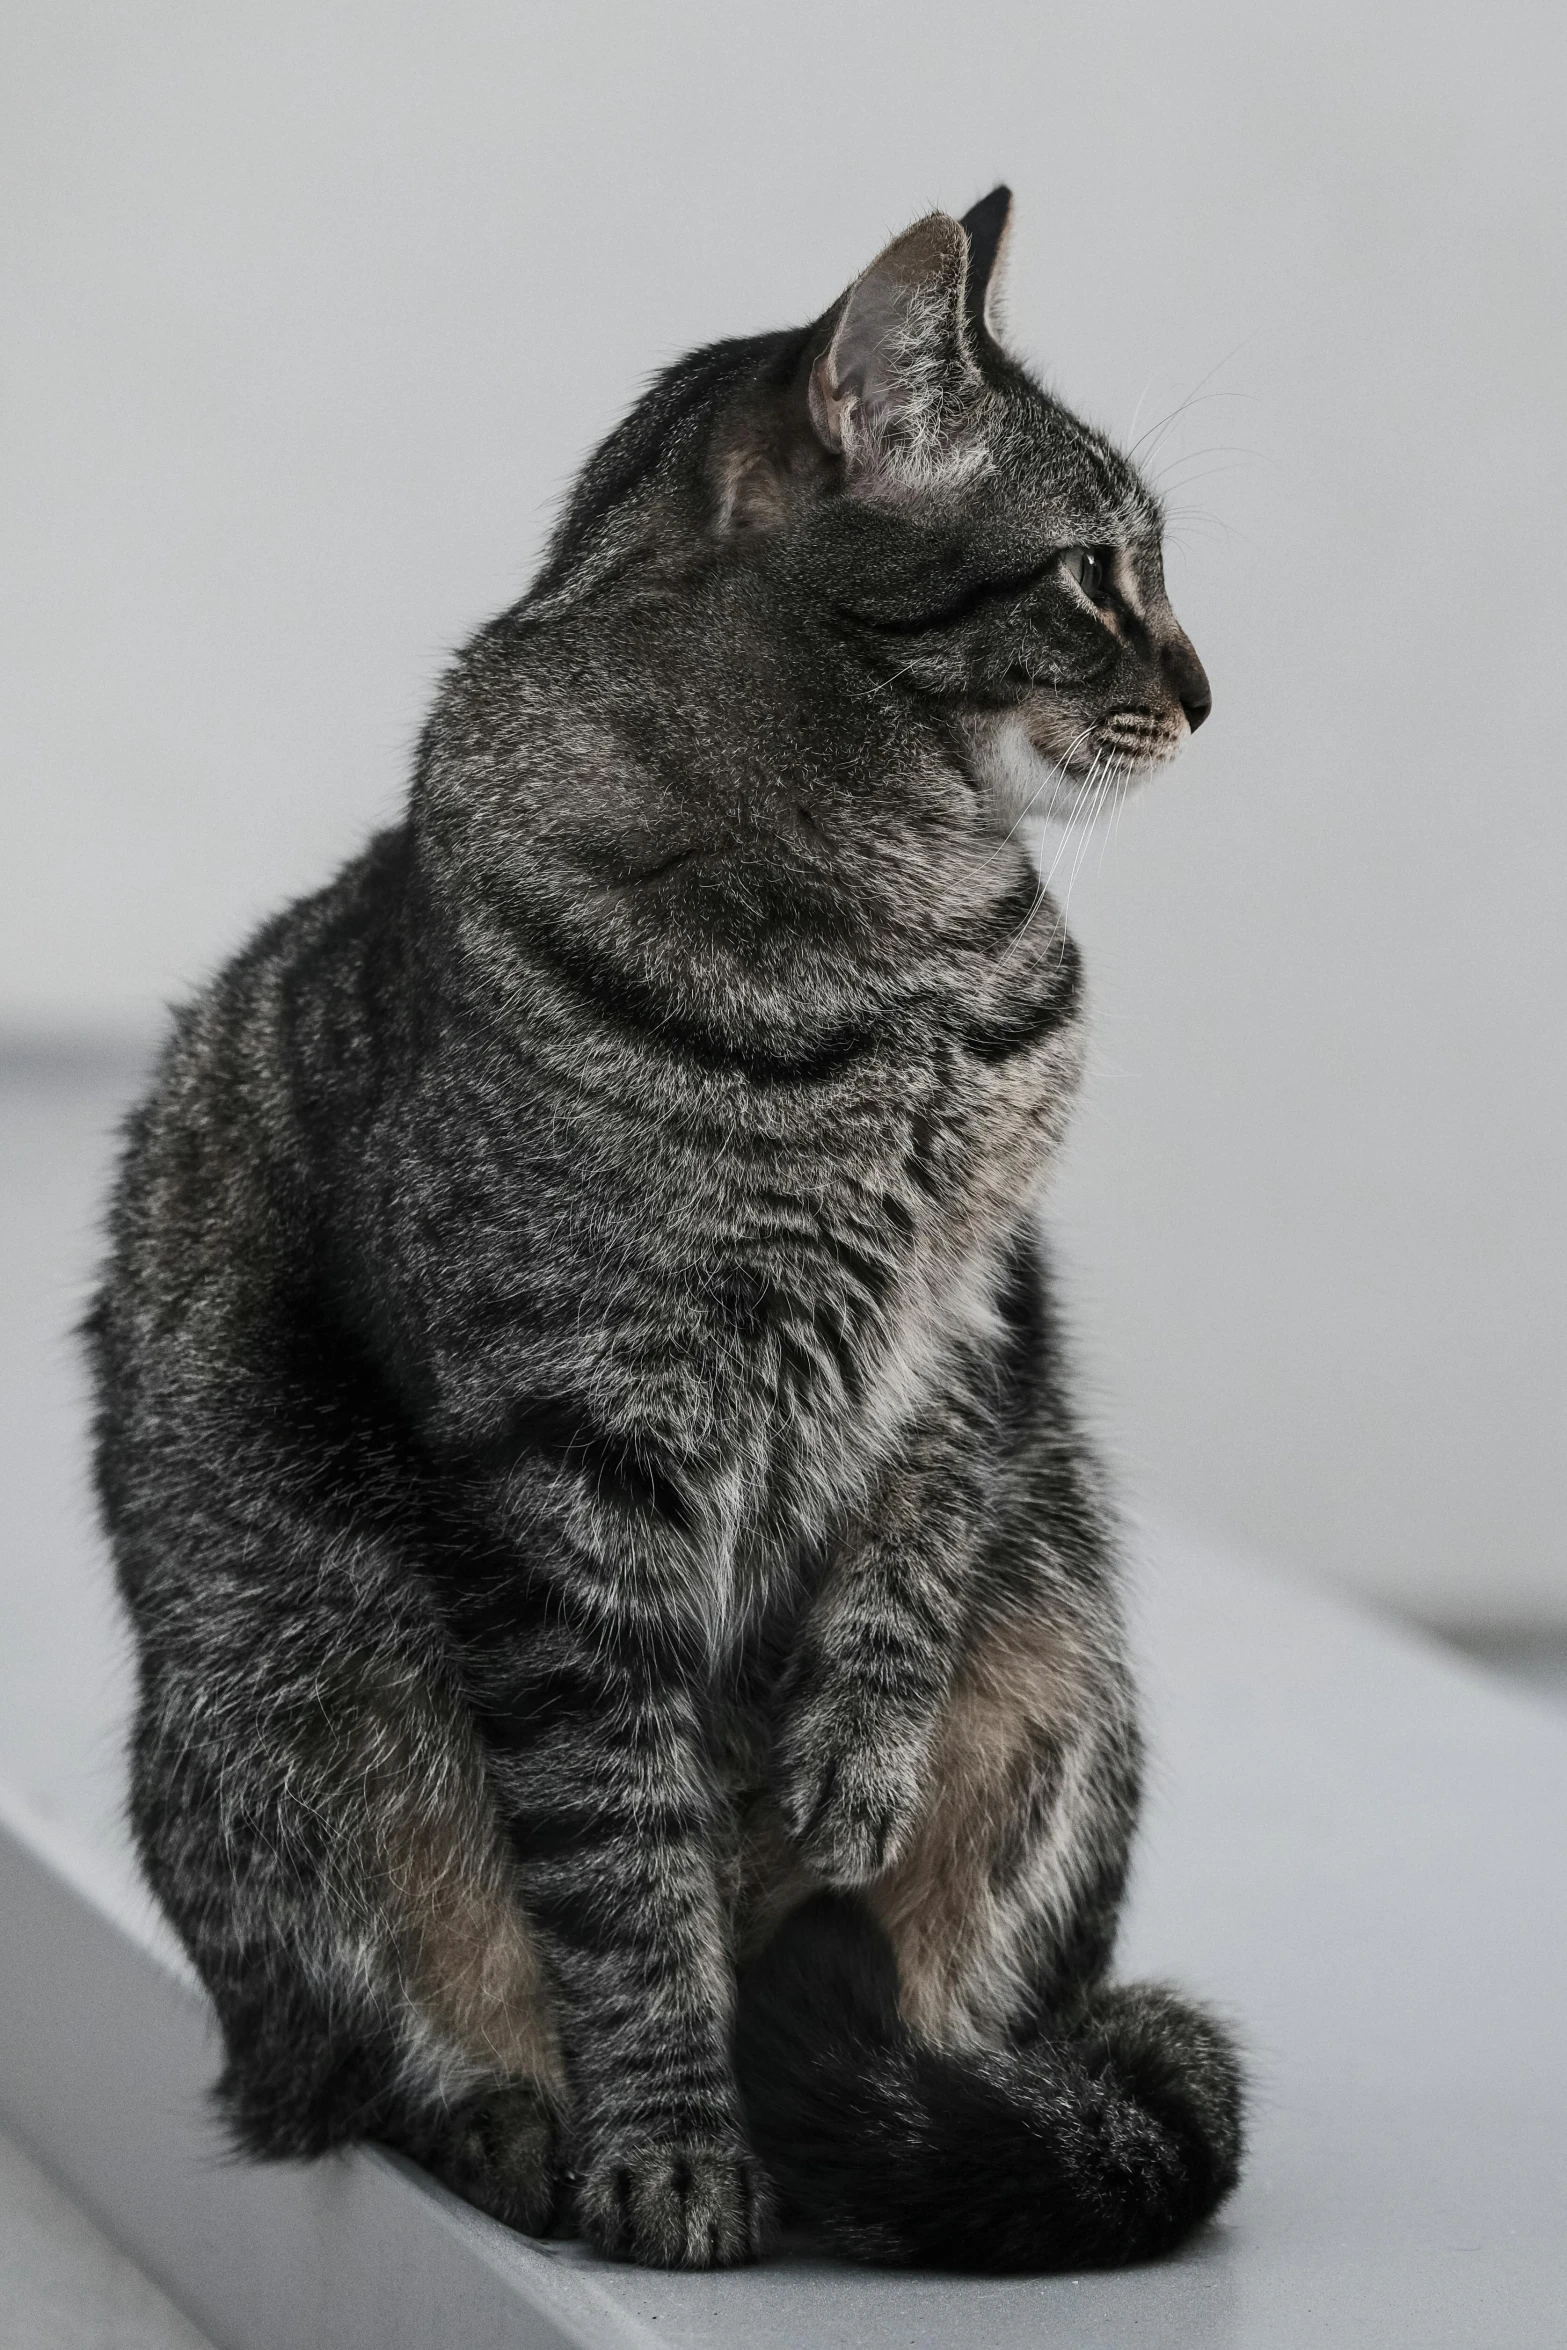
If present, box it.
[3,0,1563,1629]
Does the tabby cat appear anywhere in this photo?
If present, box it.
[88,189,1243,2273]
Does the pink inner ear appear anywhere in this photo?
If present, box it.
[811,222,972,464]
[978,219,1011,340]
[807,347,852,454]
[831,273,914,412]
[809,278,907,456]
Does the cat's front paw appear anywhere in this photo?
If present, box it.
[775,1703,930,1887]
[576,2140,772,2269]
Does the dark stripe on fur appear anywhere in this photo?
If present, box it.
[523,912,884,1086]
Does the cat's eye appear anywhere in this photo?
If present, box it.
[1059,546,1107,599]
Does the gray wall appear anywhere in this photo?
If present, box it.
[4,2,1563,1625]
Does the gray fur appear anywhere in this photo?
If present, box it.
[87,193,1239,2271]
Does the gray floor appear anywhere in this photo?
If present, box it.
[0,2127,213,2350]
[3,1048,1565,2350]
[0,1052,211,2347]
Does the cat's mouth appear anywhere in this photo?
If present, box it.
[1028,704,1194,782]
[961,702,1193,836]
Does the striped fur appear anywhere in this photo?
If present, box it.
[87,193,1239,2271]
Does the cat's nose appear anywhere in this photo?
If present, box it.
[1163,633,1211,733]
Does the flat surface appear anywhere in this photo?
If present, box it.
[0,2128,214,2350]
[2,1054,1566,2349]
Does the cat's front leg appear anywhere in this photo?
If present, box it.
[774,1400,984,1888]
[774,1654,940,1888]
[464,1534,770,2269]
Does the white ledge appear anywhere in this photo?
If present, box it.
[4,1532,1567,2350]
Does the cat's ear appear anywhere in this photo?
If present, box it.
[960,185,1013,344]
[808,213,979,473]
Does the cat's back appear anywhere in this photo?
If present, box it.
[91,825,415,1377]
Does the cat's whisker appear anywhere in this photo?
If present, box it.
[1003,746,1115,966]
[1098,757,1134,874]
[1164,505,1257,555]
[1125,373,1158,450]
[1040,755,1099,888]
[1061,759,1114,922]
[1018,727,1099,841]
[857,657,923,702]
[976,721,1098,869]
[1123,342,1259,466]
[1152,457,1253,497]
[1149,439,1257,473]
[999,791,1078,965]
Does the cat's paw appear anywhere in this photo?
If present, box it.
[576,2140,772,2269]
[415,2078,564,2237]
[775,1703,930,1887]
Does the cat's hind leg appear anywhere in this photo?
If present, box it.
[865,1588,1141,2046]
[736,1578,1244,2268]
[108,1412,567,2232]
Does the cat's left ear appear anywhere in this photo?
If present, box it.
[808,212,979,473]
[960,185,1013,344]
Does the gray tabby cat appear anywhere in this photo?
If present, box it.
[88,189,1243,2272]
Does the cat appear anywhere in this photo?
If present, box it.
[86,187,1242,2273]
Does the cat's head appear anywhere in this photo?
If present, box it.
[712,190,1210,823]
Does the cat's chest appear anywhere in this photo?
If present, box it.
[858,1040,1072,1399]
[713,976,1084,1513]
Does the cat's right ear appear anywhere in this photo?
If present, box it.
[959,185,1014,344]
[808,214,979,477]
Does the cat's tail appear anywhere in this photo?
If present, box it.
[734,1893,1244,2272]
